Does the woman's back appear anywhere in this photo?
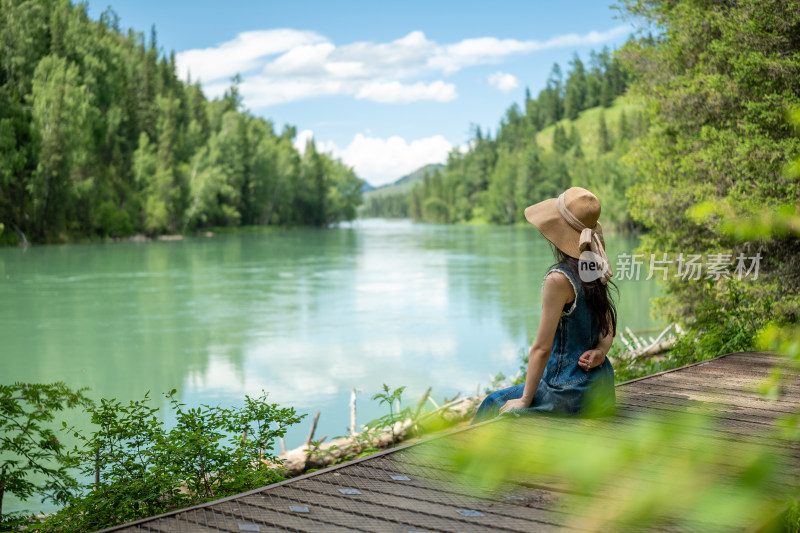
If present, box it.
[533,264,615,416]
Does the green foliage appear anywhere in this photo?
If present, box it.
[431,410,788,531]
[33,390,303,532]
[93,201,133,237]
[672,279,771,359]
[369,384,409,447]
[359,192,410,218]
[597,111,612,154]
[718,109,800,530]
[787,499,800,533]
[0,382,92,527]
[619,0,800,362]
[0,1,361,244]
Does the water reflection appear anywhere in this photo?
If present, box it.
[0,220,662,513]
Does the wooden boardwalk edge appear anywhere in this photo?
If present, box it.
[97,351,794,533]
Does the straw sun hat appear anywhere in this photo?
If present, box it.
[524,187,613,284]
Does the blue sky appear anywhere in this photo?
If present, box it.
[86,1,633,186]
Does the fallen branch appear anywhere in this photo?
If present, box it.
[10,222,28,247]
[349,388,358,437]
[277,394,482,475]
[615,323,682,361]
[304,410,320,448]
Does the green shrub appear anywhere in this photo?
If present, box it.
[0,383,92,529]
[34,390,302,532]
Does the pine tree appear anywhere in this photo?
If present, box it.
[600,76,614,107]
[570,126,583,159]
[29,55,92,240]
[597,112,613,154]
[540,63,564,125]
[618,109,630,144]
[564,54,586,120]
[552,124,571,154]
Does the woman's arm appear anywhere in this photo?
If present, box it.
[578,317,614,371]
[499,272,574,414]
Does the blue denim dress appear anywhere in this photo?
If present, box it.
[472,265,615,423]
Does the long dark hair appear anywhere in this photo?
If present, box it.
[550,245,618,337]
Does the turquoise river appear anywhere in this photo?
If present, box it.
[0,219,664,514]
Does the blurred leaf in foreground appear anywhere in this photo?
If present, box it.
[416,409,790,532]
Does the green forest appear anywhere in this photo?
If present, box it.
[409,48,642,229]
[619,0,800,368]
[0,0,363,245]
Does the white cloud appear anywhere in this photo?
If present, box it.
[176,25,630,108]
[264,43,336,75]
[488,71,519,93]
[340,133,452,186]
[294,130,452,186]
[294,129,338,156]
[239,77,345,107]
[293,129,315,154]
[325,61,368,78]
[356,80,457,103]
[427,25,630,74]
[175,29,325,83]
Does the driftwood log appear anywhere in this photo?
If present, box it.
[276,394,482,475]
[610,323,683,363]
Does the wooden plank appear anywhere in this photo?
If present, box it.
[137,515,225,533]
[297,476,566,532]
[508,419,800,485]
[616,394,793,430]
[616,390,796,425]
[258,484,475,533]
[118,527,165,533]
[365,454,570,507]
[610,405,800,459]
[621,380,800,413]
[641,365,800,395]
[211,497,365,533]
[380,448,770,533]
[388,448,579,496]
[512,409,800,459]
[689,363,798,381]
[339,461,578,526]
[708,352,782,365]
[274,479,521,533]
[172,508,247,533]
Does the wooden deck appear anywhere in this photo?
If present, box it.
[102,352,799,532]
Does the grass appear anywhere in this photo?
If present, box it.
[535,96,640,159]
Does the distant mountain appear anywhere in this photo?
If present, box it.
[359,179,376,193]
[364,163,445,199]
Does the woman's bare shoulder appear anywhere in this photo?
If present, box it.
[544,269,572,288]
[543,269,577,301]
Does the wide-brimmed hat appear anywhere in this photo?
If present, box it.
[524,187,612,283]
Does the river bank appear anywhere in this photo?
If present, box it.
[0,223,317,247]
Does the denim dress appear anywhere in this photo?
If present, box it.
[472,266,616,423]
